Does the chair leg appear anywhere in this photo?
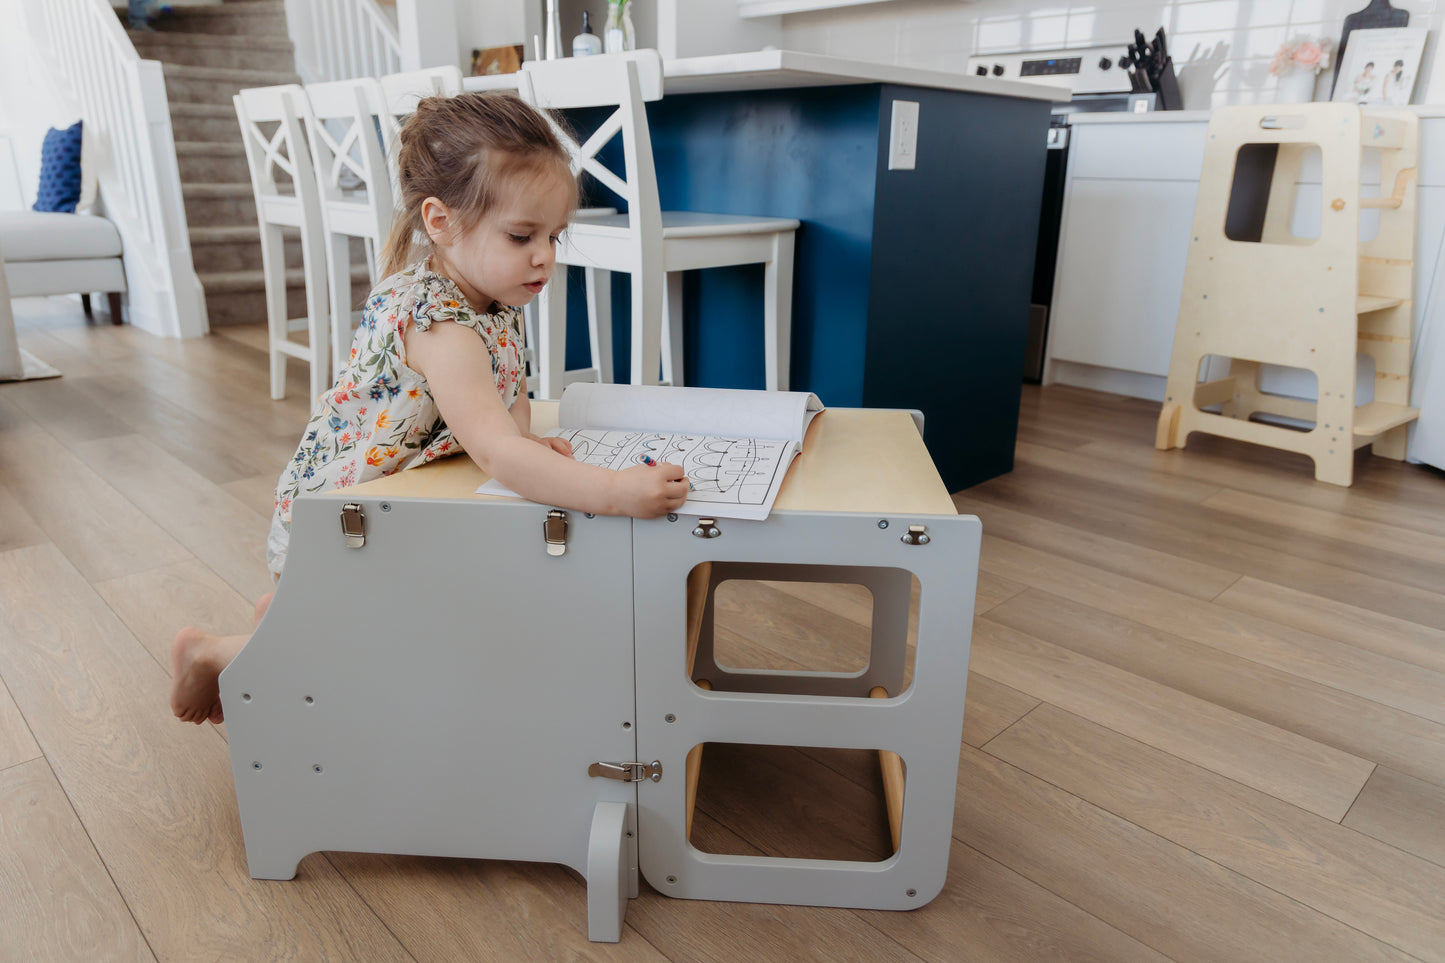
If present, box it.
[585,268,612,383]
[301,226,331,404]
[537,268,569,400]
[261,223,289,401]
[632,265,663,387]
[328,233,354,381]
[81,293,93,317]
[661,271,684,387]
[107,292,124,325]
[765,232,795,392]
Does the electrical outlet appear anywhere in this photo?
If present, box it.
[888,100,919,171]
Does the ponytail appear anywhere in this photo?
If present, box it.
[381,205,425,279]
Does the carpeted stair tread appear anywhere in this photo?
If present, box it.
[143,1,290,37]
[175,140,246,155]
[184,182,255,198]
[170,102,243,119]
[161,63,300,86]
[201,265,371,292]
[131,30,294,52]
[191,225,262,244]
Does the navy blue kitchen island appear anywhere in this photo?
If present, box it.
[548,51,1060,491]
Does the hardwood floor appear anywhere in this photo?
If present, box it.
[2,296,1443,961]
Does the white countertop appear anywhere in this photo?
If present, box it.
[661,50,1065,101]
[1069,109,1211,124]
[463,49,1065,103]
[1069,104,1445,125]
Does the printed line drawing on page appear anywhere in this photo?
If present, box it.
[555,429,790,507]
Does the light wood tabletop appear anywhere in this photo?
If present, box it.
[345,404,958,517]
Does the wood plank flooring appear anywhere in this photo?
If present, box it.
[2,297,1442,961]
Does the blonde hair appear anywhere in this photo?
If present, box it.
[380,91,577,277]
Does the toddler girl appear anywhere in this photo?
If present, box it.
[170,91,689,724]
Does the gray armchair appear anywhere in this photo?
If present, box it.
[0,210,125,379]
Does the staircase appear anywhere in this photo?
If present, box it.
[125,0,365,327]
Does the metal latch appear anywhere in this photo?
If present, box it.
[340,502,366,548]
[691,518,720,539]
[900,524,930,546]
[543,509,568,556]
[588,760,662,783]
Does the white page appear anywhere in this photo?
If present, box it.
[557,383,822,441]
[476,385,826,519]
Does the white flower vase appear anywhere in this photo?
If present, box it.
[1275,69,1318,103]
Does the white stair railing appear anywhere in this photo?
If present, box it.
[31,0,207,339]
[285,0,403,84]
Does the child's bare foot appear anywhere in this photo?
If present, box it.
[254,592,274,627]
[170,627,248,725]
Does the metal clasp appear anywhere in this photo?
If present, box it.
[691,518,720,539]
[340,503,366,548]
[900,524,930,546]
[543,509,568,556]
[588,760,663,783]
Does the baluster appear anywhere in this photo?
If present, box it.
[369,16,380,78]
[320,0,335,82]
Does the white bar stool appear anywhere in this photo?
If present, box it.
[295,79,396,380]
[234,84,330,402]
[517,51,799,398]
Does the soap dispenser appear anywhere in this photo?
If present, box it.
[572,10,602,57]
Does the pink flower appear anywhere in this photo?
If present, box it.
[1271,35,1332,77]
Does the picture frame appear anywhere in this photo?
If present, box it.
[1331,27,1428,105]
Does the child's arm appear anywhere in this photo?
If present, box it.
[408,320,687,518]
[508,391,573,458]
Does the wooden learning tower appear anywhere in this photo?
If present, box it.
[218,408,980,941]
[1155,104,1421,486]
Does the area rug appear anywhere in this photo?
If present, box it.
[0,347,61,382]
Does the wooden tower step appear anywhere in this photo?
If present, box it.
[1357,295,1405,314]
[1352,401,1420,438]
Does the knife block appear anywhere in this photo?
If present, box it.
[1156,57,1183,110]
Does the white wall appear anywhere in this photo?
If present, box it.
[454,1,780,69]
[780,0,1444,109]
[0,0,82,210]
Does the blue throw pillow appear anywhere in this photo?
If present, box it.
[33,120,84,214]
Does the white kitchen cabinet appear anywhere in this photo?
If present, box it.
[1048,177,1198,377]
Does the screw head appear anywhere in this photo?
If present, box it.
[380,502,391,512]
[667,513,678,523]
[877,519,889,529]
[665,713,676,723]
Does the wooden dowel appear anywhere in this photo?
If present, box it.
[685,679,712,840]
[870,686,905,853]
[683,564,713,841]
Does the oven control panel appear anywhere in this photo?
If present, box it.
[967,45,1133,95]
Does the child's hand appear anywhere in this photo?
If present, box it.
[615,462,690,518]
[532,434,573,458]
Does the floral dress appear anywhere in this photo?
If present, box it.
[266,259,526,575]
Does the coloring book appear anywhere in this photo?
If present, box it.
[477,383,825,520]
